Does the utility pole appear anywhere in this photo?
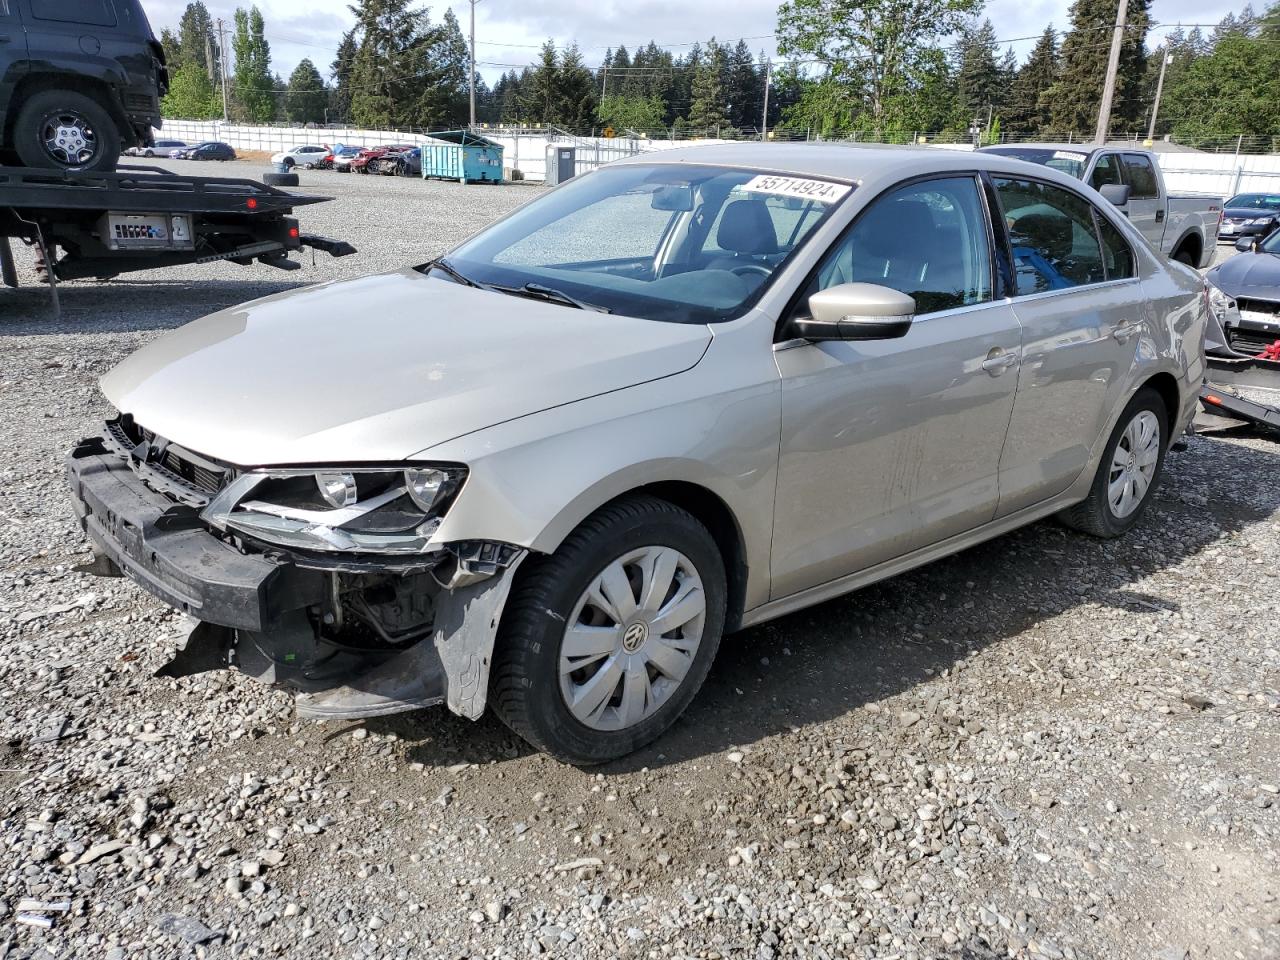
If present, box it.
[760,59,771,141]
[205,32,215,84]
[216,18,229,123]
[1094,0,1128,144]
[601,66,608,100]
[1146,49,1172,141]
[468,0,481,129]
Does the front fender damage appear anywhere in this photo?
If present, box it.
[157,546,527,722]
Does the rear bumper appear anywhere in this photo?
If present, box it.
[66,437,324,632]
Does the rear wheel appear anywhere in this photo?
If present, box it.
[1059,387,1168,538]
[13,90,120,172]
[1172,247,1196,266]
[491,496,726,765]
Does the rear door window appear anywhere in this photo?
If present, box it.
[29,0,117,26]
[993,177,1107,294]
[1121,154,1159,199]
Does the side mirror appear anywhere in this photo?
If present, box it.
[1099,183,1131,206]
[1235,236,1262,253]
[790,283,916,341]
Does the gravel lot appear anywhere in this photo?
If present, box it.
[1,158,1278,960]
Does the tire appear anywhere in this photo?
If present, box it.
[1172,248,1195,267]
[142,148,154,158]
[491,495,727,765]
[262,171,299,187]
[1058,387,1169,538]
[282,157,295,168]
[13,90,121,172]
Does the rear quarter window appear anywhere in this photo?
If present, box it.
[30,0,117,26]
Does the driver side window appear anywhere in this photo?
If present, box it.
[800,176,994,316]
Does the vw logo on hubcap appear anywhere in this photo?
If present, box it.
[622,621,649,653]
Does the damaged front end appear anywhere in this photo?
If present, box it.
[66,418,526,721]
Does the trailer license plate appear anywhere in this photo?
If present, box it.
[101,213,195,251]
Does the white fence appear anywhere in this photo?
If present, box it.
[156,120,1280,195]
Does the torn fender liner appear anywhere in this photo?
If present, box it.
[295,551,526,721]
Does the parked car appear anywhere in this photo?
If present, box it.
[329,145,363,172]
[66,144,1206,764]
[0,0,167,171]
[1205,227,1280,354]
[980,144,1221,267]
[1216,192,1280,241]
[171,141,236,161]
[383,146,421,176]
[270,144,330,168]
[125,139,186,158]
[351,144,414,174]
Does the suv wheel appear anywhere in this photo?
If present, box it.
[1059,387,1168,538]
[491,495,726,764]
[14,91,120,172]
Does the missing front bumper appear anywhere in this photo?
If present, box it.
[67,435,527,721]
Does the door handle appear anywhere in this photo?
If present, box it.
[1113,321,1143,343]
[981,351,1018,376]
[1155,209,1165,223]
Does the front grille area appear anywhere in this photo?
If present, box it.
[109,417,234,507]
[1227,326,1280,355]
[125,93,157,112]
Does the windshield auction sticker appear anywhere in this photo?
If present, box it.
[1052,150,1088,162]
[742,175,852,203]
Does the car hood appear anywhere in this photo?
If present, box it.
[1224,206,1279,220]
[1207,252,1280,300]
[101,269,712,465]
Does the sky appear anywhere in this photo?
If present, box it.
[144,0,1246,87]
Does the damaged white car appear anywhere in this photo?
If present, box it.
[67,144,1207,763]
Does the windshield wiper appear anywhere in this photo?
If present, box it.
[420,257,485,289]
[496,282,611,313]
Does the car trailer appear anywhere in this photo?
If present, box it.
[0,163,355,313]
[1194,294,1280,439]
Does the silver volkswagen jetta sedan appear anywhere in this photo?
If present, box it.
[67,144,1207,763]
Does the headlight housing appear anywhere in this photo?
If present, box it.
[1206,282,1234,322]
[201,465,467,555]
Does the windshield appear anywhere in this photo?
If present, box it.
[1227,193,1280,210]
[985,147,1090,181]
[443,164,848,323]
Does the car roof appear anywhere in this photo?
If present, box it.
[609,142,1100,192]
[983,143,1098,154]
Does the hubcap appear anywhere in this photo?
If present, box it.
[1108,410,1160,518]
[41,113,99,166]
[558,545,706,732]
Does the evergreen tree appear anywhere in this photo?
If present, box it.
[521,41,561,125]
[1212,5,1260,41]
[178,1,219,79]
[329,29,357,124]
[954,19,1001,122]
[687,41,731,134]
[412,7,470,125]
[1047,0,1151,135]
[230,6,274,123]
[725,39,762,130]
[160,28,182,70]
[285,58,327,124]
[558,43,598,132]
[494,70,523,122]
[346,0,426,128]
[162,60,222,118]
[1005,27,1058,135]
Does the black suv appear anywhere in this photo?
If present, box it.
[0,0,168,172]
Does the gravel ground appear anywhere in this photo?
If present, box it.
[1,159,1278,960]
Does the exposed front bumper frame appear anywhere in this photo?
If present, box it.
[66,435,526,721]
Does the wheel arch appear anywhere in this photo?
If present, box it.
[1139,370,1182,438]
[5,73,131,147]
[1171,230,1202,266]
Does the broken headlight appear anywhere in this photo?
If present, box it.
[201,465,467,555]
[1206,282,1234,324]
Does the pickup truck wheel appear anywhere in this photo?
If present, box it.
[491,495,726,765]
[1172,248,1195,266]
[14,91,120,172]
[1058,387,1168,538]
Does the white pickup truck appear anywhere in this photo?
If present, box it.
[982,145,1222,269]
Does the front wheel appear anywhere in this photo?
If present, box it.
[1059,387,1169,538]
[491,496,726,764]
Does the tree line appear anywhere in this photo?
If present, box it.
[157,0,1280,146]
